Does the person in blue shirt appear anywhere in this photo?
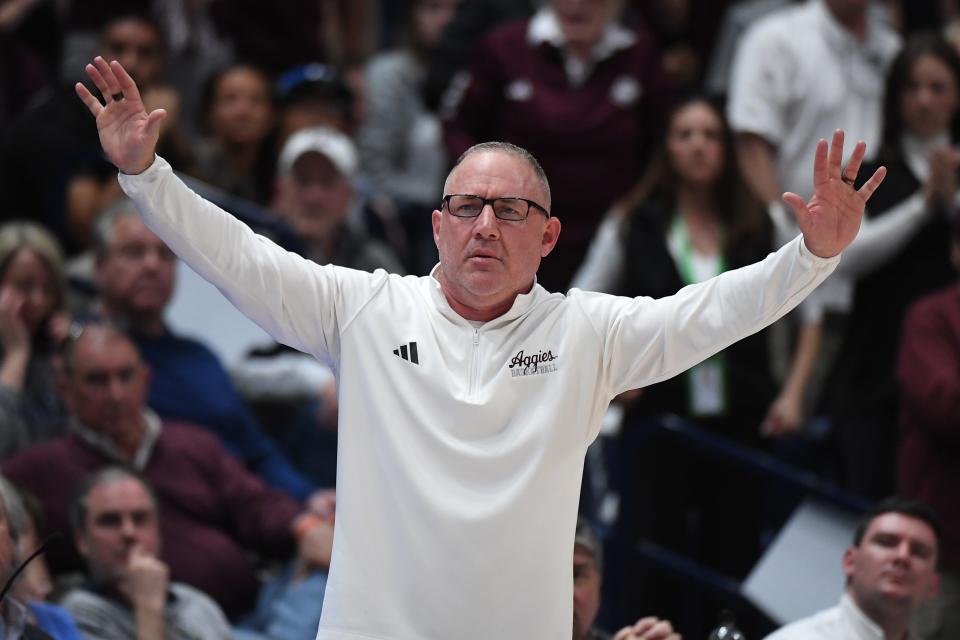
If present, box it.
[90,199,331,509]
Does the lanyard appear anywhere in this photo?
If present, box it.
[670,214,726,285]
[670,215,728,416]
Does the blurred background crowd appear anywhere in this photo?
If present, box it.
[1,0,960,638]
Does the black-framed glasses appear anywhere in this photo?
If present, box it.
[441,194,550,221]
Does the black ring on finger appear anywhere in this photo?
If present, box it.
[111,92,124,102]
[841,175,856,187]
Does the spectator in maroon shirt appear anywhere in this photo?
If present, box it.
[2,323,333,616]
[896,218,960,640]
[442,0,669,291]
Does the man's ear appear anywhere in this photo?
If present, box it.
[927,572,941,599]
[75,531,89,558]
[842,546,856,581]
[540,217,562,258]
[432,209,443,247]
[57,371,74,414]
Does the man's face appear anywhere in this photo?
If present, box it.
[414,0,460,49]
[277,153,354,246]
[99,18,163,87]
[432,151,560,315]
[61,332,150,440]
[97,214,176,319]
[76,477,160,585]
[572,546,601,640]
[844,512,940,616]
[551,0,617,52]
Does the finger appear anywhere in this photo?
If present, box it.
[842,140,867,183]
[92,56,122,97]
[812,139,829,186]
[85,63,112,101]
[632,617,658,633]
[857,166,888,202]
[110,59,144,104]
[75,82,104,117]
[145,108,169,139]
[639,620,675,639]
[782,191,808,223]
[828,129,844,180]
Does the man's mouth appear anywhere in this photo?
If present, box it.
[468,250,501,262]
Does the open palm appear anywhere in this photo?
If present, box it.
[75,57,167,175]
[783,130,887,258]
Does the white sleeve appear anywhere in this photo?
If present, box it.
[574,235,838,396]
[834,193,928,278]
[118,157,387,363]
[232,351,336,402]
[568,211,625,293]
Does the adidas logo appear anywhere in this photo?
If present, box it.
[393,341,419,365]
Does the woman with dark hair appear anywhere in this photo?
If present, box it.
[0,222,70,460]
[575,95,772,434]
[573,96,773,629]
[824,34,960,499]
[192,62,278,205]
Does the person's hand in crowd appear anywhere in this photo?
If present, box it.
[0,287,30,357]
[760,388,804,438]
[118,546,169,612]
[612,616,682,640]
[924,146,960,212]
[75,57,167,175]
[294,514,334,580]
[306,488,336,520]
[784,130,886,259]
[46,310,72,345]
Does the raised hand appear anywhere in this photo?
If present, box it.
[783,130,887,258]
[75,57,167,175]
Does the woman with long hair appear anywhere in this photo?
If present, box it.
[0,222,70,459]
[574,95,773,632]
[575,94,772,433]
[824,34,960,499]
[192,62,278,205]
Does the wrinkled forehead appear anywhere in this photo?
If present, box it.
[444,151,549,207]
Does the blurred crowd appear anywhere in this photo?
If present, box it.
[1,0,960,638]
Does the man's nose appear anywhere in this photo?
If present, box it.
[141,248,162,270]
[473,204,501,238]
[893,541,913,562]
[120,516,138,539]
[107,376,128,402]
